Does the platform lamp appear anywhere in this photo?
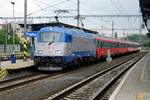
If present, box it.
[11,1,15,53]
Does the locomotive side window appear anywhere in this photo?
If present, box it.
[65,34,72,42]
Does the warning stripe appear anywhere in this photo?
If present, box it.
[22,38,28,60]
[0,69,8,79]
[0,69,3,73]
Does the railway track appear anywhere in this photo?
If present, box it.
[47,53,145,100]
[0,52,146,100]
[0,53,139,93]
[0,72,60,92]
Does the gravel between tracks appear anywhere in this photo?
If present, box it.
[52,53,145,100]
[0,53,143,100]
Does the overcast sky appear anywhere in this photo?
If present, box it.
[0,0,140,17]
[0,0,146,37]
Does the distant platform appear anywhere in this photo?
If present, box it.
[0,59,34,70]
[109,52,150,100]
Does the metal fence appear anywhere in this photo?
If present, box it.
[0,45,21,53]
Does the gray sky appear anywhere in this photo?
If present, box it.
[0,0,140,17]
[0,0,146,37]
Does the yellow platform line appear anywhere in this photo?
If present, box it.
[136,93,144,100]
[140,63,146,81]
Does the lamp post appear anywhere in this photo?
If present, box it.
[11,1,15,53]
[77,0,80,27]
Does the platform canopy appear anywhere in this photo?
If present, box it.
[140,0,150,32]
[19,22,98,34]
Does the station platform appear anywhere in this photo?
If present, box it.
[0,59,34,70]
[109,52,150,100]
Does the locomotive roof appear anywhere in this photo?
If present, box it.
[39,26,94,38]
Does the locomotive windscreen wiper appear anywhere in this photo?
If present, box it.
[49,36,55,45]
[48,41,53,45]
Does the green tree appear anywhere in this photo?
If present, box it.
[0,29,6,44]
[114,32,118,39]
[125,34,150,48]
[0,29,20,44]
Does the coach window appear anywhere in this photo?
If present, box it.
[108,42,110,48]
[120,43,121,48]
[101,41,103,48]
[98,41,100,47]
[98,40,101,48]
[117,43,119,48]
[118,43,120,48]
[109,42,111,48]
[113,43,115,47]
[103,42,105,48]
[111,43,114,47]
[107,42,109,48]
[117,42,119,48]
[100,41,102,48]
[115,42,117,47]
[110,42,111,47]
[104,42,106,48]
[103,42,106,48]
[104,41,106,48]
[96,40,98,47]
[106,42,108,48]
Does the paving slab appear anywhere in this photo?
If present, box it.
[109,52,150,100]
[0,59,34,70]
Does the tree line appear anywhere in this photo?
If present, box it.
[0,29,20,44]
[125,34,150,48]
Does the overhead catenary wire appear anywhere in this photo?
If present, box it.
[36,0,77,13]
[116,0,128,15]
[28,0,71,16]
[32,0,42,9]
[109,0,125,15]
[36,0,62,10]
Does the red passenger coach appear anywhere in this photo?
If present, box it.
[95,37,140,59]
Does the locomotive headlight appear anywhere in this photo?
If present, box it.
[55,50,61,54]
[38,50,43,54]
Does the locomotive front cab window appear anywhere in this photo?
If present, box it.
[39,32,61,42]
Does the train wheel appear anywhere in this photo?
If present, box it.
[73,58,80,67]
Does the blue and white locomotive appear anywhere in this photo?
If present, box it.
[34,26,96,71]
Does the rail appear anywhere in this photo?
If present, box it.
[47,53,145,100]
